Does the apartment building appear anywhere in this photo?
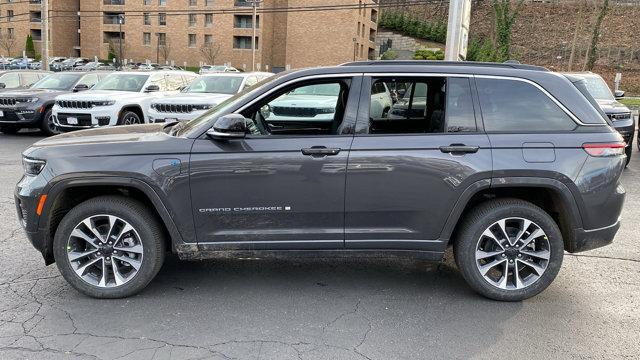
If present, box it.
[0,0,378,70]
[0,0,79,58]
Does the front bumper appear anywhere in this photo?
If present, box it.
[52,105,119,130]
[0,106,43,127]
[15,173,54,264]
[612,117,635,149]
[569,221,620,253]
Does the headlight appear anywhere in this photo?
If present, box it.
[17,97,39,103]
[22,157,46,176]
[92,100,116,107]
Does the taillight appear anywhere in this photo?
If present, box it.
[582,142,626,157]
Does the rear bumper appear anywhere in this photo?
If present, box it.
[568,220,620,253]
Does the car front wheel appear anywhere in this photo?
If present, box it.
[454,198,563,301]
[118,111,142,126]
[53,196,165,298]
[40,108,60,136]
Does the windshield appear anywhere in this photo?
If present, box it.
[186,76,244,94]
[289,83,340,96]
[93,74,149,92]
[581,76,615,101]
[177,74,282,136]
[31,73,81,90]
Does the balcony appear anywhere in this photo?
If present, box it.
[104,13,125,25]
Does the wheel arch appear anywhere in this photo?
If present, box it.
[39,176,183,264]
[119,105,145,123]
[442,177,583,252]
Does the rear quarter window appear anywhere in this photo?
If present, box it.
[477,78,577,132]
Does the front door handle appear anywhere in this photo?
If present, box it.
[439,144,480,155]
[301,146,341,157]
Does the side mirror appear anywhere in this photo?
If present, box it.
[614,90,625,99]
[207,114,247,140]
[145,84,160,93]
[0,83,5,89]
[73,83,90,92]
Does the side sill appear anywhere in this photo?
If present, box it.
[175,245,445,262]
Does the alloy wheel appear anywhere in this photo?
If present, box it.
[123,115,141,125]
[475,217,550,290]
[66,215,144,288]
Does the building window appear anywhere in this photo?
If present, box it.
[189,14,197,27]
[158,33,166,46]
[188,34,197,48]
[159,0,167,6]
[7,10,14,22]
[234,15,258,28]
[233,36,257,49]
[205,13,213,26]
[205,0,214,6]
[143,13,151,25]
[143,0,151,5]
[158,13,166,26]
[189,0,197,5]
[7,28,14,38]
[143,32,151,46]
[357,22,360,36]
[204,34,213,46]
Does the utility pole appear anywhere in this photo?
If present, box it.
[444,0,472,61]
[118,14,124,69]
[41,0,49,71]
[250,0,261,71]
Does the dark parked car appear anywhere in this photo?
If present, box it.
[562,72,635,166]
[0,71,110,135]
[0,70,50,92]
[16,61,626,301]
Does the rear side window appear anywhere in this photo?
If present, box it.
[368,76,476,134]
[477,78,577,132]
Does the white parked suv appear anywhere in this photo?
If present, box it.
[148,72,273,123]
[52,71,197,130]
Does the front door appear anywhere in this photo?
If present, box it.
[344,75,492,252]
[190,76,362,250]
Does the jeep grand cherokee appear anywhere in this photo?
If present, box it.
[15,61,626,301]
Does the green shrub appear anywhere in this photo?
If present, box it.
[25,35,36,58]
[414,48,444,61]
[381,49,399,60]
[379,10,446,44]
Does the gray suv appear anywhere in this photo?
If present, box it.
[15,62,626,301]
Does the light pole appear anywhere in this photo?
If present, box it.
[353,38,357,61]
[118,14,124,69]
[249,0,261,71]
[41,0,49,71]
[155,33,160,64]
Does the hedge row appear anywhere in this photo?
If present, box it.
[378,11,447,44]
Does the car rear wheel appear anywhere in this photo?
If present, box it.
[454,198,563,301]
[0,125,20,134]
[118,111,142,126]
[53,196,165,298]
[40,108,60,136]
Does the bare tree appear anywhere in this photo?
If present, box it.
[568,0,586,72]
[159,38,171,64]
[199,42,222,65]
[0,32,17,57]
[585,0,609,71]
[108,39,127,65]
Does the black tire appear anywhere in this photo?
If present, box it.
[0,125,20,134]
[453,198,564,301]
[117,111,142,126]
[53,196,166,298]
[625,144,632,167]
[39,108,60,136]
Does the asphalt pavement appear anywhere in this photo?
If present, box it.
[0,131,639,359]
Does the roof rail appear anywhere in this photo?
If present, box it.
[340,60,549,72]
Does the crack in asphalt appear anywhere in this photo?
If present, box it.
[565,253,640,263]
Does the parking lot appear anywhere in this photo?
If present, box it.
[0,132,639,360]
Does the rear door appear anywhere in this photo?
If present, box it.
[345,75,492,251]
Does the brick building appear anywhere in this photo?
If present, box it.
[0,0,378,71]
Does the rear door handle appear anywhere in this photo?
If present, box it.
[439,144,480,155]
[301,146,341,157]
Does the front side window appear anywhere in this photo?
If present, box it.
[188,76,244,94]
[477,78,577,132]
[368,76,475,134]
[241,80,349,136]
[93,74,150,92]
[79,74,100,88]
[0,73,20,88]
